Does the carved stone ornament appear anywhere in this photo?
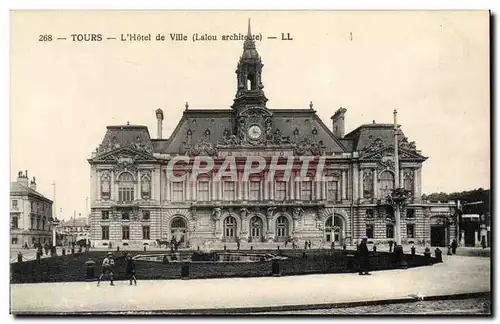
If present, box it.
[292,207,304,220]
[266,207,276,219]
[399,137,417,152]
[294,137,326,156]
[100,172,111,200]
[240,208,248,220]
[271,129,292,145]
[363,170,374,199]
[140,172,151,199]
[362,138,384,153]
[378,157,395,171]
[114,155,139,173]
[219,129,240,146]
[187,138,218,157]
[212,207,221,221]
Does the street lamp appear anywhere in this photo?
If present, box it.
[388,110,411,263]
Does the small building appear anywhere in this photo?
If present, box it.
[56,217,90,245]
[10,171,53,248]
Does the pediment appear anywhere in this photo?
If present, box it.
[360,145,427,161]
[91,147,156,163]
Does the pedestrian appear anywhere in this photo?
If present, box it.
[389,240,394,253]
[308,240,312,249]
[331,241,335,250]
[304,241,308,250]
[357,237,371,275]
[97,252,115,286]
[236,237,240,251]
[126,253,137,286]
[451,239,458,254]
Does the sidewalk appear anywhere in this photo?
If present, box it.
[10,254,490,314]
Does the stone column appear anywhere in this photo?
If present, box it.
[400,169,404,189]
[359,168,364,200]
[111,171,115,201]
[373,170,378,200]
[295,180,300,201]
[185,179,190,201]
[238,179,243,201]
[352,167,358,201]
[415,168,422,200]
[315,180,321,201]
[165,178,170,203]
[95,170,100,201]
[342,170,347,200]
[322,180,327,201]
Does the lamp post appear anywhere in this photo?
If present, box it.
[388,110,411,266]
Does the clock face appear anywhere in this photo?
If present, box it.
[247,125,263,140]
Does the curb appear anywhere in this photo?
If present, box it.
[14,291,490,315]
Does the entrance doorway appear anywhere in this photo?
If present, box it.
[325,215,344,245]
[430,225,446,247]
[223,216,237,242]
[275,216,289,242]
[249,216,264,242]
[171,217,187,247]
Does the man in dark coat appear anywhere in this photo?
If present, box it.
[357,237,371,275]
[451,239,458,254]
[126,253,137,286]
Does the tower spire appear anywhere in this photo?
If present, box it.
[248,18,252,37]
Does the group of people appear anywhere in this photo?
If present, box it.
[97,252,137,287]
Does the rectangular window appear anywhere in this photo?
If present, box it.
[122,211,130,220]
[122,226,130,240]
[12,237,18,245]
[386,224,394,239]
[11,216,19,229]
[101,226,109,240]
[223,181,236,201]
[36,217,40,230]
[119,187,134,202]
[30,216,34,229]
[249,180,261,201]
[11,200,18,209]
[406,209,415,218]
[275,181,287,201]
[143,226,150,240]
[366,209,374,219]
[172,182,184,202]
[366,224,374,239]
[142,210,150,220]
[327,181,339,202]
[197,181,210,201]
[407,224,415,239]
[301,181,312,201]
[101,211,109,220]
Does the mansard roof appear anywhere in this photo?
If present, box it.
[344,123,404,152]
[97,125,154,154]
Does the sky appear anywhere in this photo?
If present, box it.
[10,11,490,220]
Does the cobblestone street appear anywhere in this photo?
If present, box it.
[256,297,491,315]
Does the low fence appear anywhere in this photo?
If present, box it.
[10,250,436,284]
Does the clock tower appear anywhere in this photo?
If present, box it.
[231,19,268,114]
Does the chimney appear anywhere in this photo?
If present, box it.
[330,107,347,138]
[17,170,29,187]
[29,176,37,191]
[155,108,164,139]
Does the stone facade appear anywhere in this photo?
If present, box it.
[88,23,456,249]
[10,171,53,248]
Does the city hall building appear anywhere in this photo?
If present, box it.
[88,24,456,249]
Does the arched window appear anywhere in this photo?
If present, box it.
[171,217,187,243]
[378,171,395,199]
[250,216,263,241]
[223,216,237,241]
[118,172,135,202]
[275,216,289,241]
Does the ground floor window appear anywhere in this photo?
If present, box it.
[275,216,289,241]
[102,226,109,240]
[12,237,18,245]
[250,216,263,241]
[386,224,394,239]
[407,224,415,238]
[122,226,130,240]
[366,224,374,239]
[143,226,150,239]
